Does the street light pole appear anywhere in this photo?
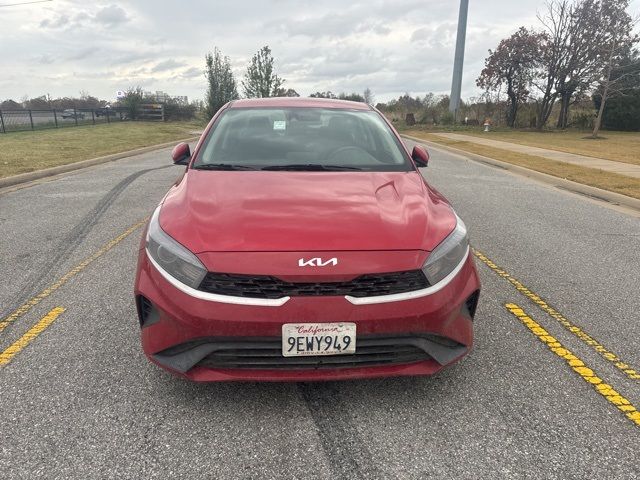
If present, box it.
[449,0,469,122]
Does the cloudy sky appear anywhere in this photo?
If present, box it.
[1,0,638,103]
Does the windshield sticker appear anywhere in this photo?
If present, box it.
[273,120,286,131]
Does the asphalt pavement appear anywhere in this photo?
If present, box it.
[1,141,639,479]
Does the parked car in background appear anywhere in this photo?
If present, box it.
[95,107,116,117]
[61,109,85,119]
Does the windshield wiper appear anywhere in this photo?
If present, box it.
[261,164,363,171]
[193,163,258,171]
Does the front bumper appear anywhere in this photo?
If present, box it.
[134,249,480,382]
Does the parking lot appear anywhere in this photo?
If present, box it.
[1,141,639,479]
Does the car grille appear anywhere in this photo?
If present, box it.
[197,270,430,299]
[194,337,432,370]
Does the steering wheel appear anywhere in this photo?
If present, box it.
[325,146,369,162]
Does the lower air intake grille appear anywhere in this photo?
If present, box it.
[464,290,480,319]
[197,270,429,299]
[137,295,155,327]
[194,337,431,370]
[153,335,468,372]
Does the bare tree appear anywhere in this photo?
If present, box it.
[592,0,639,138]
[533,0,638,131]
[363,87,375,105]
[554,0,607,129]
[534,0,574,129]
[477,27,545,127]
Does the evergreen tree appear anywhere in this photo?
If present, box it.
[242,46,284,98]
[205,47,239,119]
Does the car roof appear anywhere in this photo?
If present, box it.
[229,97,372,110]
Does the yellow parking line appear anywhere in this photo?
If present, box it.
[0,218,147,333]
[505,304,640,427]
[474,249,640,381]
[0,307,66,367]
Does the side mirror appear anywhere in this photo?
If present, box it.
[411,145,429,168]
[171,142,191,165]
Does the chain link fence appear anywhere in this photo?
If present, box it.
[0,105,166,133]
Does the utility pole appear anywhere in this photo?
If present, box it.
[449,0,469,122]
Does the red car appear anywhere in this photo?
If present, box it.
[134,97,480,382]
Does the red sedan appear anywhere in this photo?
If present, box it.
[134,97,480,381]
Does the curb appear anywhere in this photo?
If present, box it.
[0,136,199,190]
[402,134,640,213]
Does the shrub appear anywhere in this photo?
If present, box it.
[571,111,595,130]
[164,100,197,121]
[440,111,455,126]
[594,91,640,131]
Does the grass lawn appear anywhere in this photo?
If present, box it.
[0,121,203,178]
[406,131,640,200]
[403,126,640,167]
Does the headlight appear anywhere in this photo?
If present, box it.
[146,206,207,288]
[422,213,469,285]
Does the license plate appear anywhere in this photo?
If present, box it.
[282,323,356,357]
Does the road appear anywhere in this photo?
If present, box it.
[1,141,639,479]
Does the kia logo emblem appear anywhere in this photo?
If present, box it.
[298,257,338,267]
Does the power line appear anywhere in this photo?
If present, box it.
[0,0,52,7]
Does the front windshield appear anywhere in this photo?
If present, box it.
[194,107,411,172]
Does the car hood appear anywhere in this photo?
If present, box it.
[159,170,456,253]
